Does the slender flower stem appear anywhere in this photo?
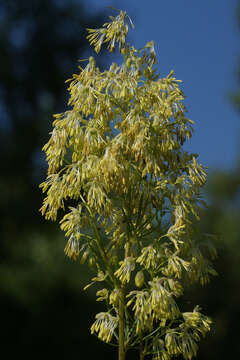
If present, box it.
[118,288,125,360]
[118,227,131,360]
[139,341,144,360]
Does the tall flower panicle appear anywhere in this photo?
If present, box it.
[40,9,216,360]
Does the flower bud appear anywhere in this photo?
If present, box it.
[135,270,144,288]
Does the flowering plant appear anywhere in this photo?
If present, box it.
[40,10,216,360]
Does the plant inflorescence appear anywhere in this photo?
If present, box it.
[40,9,216,360]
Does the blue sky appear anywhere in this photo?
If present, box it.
[87,0,240,172]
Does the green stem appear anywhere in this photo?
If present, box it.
[139,341,144,360]
[118,223,132,360]
[118,288,125,360]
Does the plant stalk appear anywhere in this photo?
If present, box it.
[118,288,125,360]
[139,341,144,360]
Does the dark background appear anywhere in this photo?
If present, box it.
[0,1,239,359]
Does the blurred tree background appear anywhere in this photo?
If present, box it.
[0,1,115,359]
[0,1,239,359]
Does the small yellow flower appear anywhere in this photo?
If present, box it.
[64,234,80,260]
[96,288,109,302]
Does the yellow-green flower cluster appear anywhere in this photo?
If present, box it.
[182,307,212,337]
[91,312,118,343]
[136,245,157,269]
[149,278,180,320]
[164,307,212,360]
[152,338,170,360]
[114,257,135,284]
[126,278,182,336]
[87,10,131,54]
[126,290,153,334]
